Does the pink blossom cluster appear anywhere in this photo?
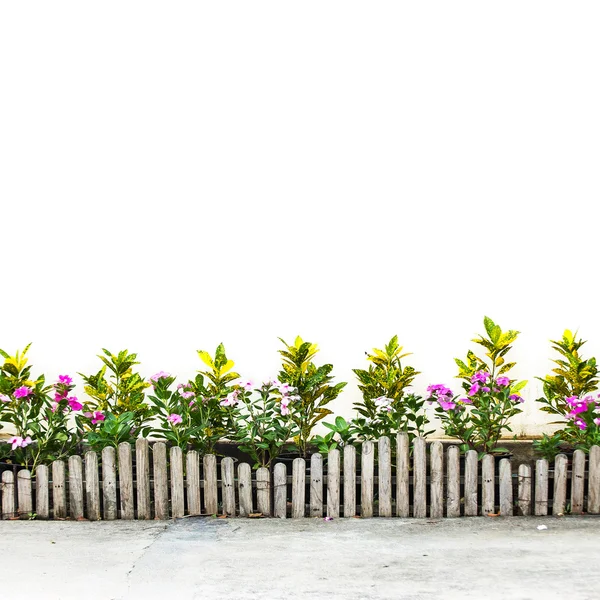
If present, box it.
[9,435,32,450]
[427,384,460,411]
[52,375,82,412]
[565,395,600,431]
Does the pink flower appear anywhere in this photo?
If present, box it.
[58,375,73,385]
[471,371,491,383]
[168,413,183,425]
[14,386,32,399]
[67,396,83,411]
[594,418,600,426]
[496,376,510,387]
[179,390,195,400]
[575,418,587,431]
[459,397,472,404]
[0,393,10,403]
[468,383,480,396]
[242,380,255,391]
[566,396,588,415]
[150,371,171,382]
[9,436,32,450]
[220,391,240,407]
[90,411,105,425]
[54,391,67,401]
[439,399,456,411]
[51,402,59,413]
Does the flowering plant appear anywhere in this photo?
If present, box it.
[228,379,299,468]
[352,336,432,441]
[0,347,78,469]
[84,411,138,451]
[278,336,346,457]
[147,372,223,453]
[429,317,527,455]
[554,394,600,451]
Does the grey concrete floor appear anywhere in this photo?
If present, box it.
[2,516,599,600]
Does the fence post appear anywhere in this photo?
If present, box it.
[588,446,600,514]
[257,467,271,516]
[571,449,585,515]
[102,447,117,520]
[446,446,460,518]
[430,441,444,519]
[378,437,392,517]
[221,457,236,517]
[1,470,15,519]
[238,462,253,517]
[203,454,218,516]
[553,454,568,515]
[499,458,513,516]
[464,450,478,516]
[482,455,495,516]
[36,464,49,519]
[17,470,32,519]
[85,451,100,521]
[52,460,67,519]
[170,446,185,519]
[413,437,426,518]
[517,464,532,516]
[187,450,202,516]
[310,453,323,517]
[136,438,151,520]
[327,449,340,518]
[292,458,305,518]
[68,456,84,520]
[343,446,356,517]
[153,442,169,520]
[274,462,287,519]
[396,433,410,518]
[534,458,549,516]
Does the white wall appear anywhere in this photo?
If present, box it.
[1,2,599,437]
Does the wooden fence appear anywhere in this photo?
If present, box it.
[1,434,599,520]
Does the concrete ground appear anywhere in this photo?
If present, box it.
[2,517,599,600]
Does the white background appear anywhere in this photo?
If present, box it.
[1,2,599,436]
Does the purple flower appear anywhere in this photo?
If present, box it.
[167,413,183,425]
[67,396,83,411]
[439,399,456,411]
[459,397,473,405]
[509,394,524,403]
[566,396,588,415]
[482,386,491,393]
[496,376,510,387]
[90,411,105,425]
[14,386,32,399]
[471,371,491,384]
[468,383,480,397]
[150,371,171,382]
[58,375,73,385]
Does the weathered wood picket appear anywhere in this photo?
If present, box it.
[2,436,600,521]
